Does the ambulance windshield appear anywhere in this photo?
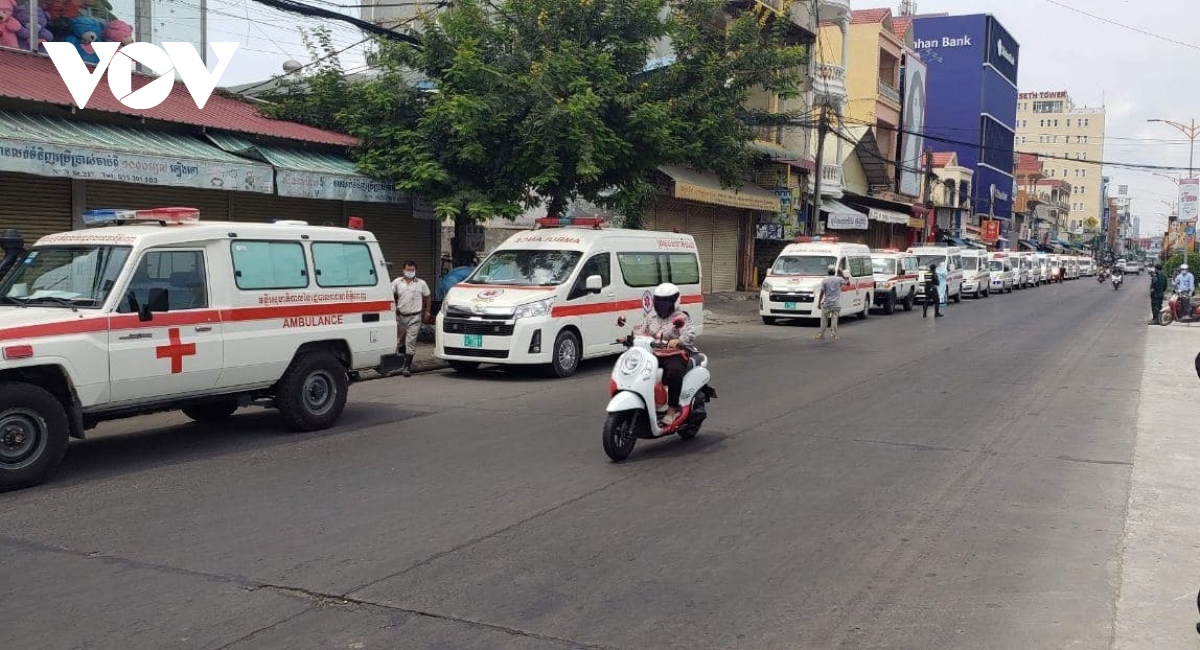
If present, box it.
[962,257,979,270]
[871,259,896,275]
[0,246,131,308]
[467,249,583,286]
[771,255,835,276]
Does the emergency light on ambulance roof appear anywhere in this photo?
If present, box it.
[533,216,605,230]
[793,236,838,243]
[81,207,200,227]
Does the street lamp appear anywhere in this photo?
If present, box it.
[1147,118,1200,177]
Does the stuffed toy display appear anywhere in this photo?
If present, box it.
[101,16,129,46]
[63,14,101,63]
[0,0,23,50]
[41,0,84,21]
[14,2,53,51]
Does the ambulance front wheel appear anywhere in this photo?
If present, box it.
[0,382,70,492]
[275,351,349,432]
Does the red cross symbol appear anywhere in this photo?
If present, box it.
[155,327,196,374]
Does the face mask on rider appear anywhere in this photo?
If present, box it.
[404,271,416,279]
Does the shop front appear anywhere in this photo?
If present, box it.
[0,111,437,277]
[649,165,781,293]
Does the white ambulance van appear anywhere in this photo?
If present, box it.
[436,218,703,378]
[0,207,397,491]
[759,236,874,324]
[959,248,992,298]
[908,245,965,303]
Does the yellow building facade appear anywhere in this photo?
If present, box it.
[1015,91,1106,234]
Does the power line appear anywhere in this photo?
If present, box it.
[244,0,422,44]
[1041,0,1200,52]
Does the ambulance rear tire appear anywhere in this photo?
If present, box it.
[858,296,870,319]
[275,352,348,432]
[0,382,70,492]
[762,316,778,325]
[182,400,238,423]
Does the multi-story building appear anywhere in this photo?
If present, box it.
[928,151,973,237]
[912,13,1020,243]
[1015,91,1106,236]
[1014,154,1071,245]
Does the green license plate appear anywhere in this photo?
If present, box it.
[784,302,797,309]
[464,334,483,348]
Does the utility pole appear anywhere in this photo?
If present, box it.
[810,111,828,236]
[919,149,934,243]
[1148,118,1200,177]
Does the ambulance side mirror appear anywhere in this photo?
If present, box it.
[585,275,603,293]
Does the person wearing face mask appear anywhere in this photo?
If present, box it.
[634,282,697,426]
[390,261,431,377]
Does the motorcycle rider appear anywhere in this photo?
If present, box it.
[1176,264,1195,319]
[634,282,697,426]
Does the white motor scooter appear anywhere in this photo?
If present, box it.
[603,332,717,462]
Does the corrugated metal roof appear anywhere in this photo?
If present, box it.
[0,111,259,164]
[205,131,362,176]
[0,48,356,147]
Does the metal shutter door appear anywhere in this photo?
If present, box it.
[85,180,232,220]
[0,173,72,242]
[651,199,687,234]
[711,214,740,293]
[687,205,717,294]
[232,193,343,226]
[346,202,436,282]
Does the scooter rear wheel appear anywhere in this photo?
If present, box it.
[603,411,638,462]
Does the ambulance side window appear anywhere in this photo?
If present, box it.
[230,241,309,290]
[312,242,377,288]
[118,250,208,313]
[569,253,610,300]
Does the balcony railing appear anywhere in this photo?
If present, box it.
[877,80,901,106]
[817,0,851,22]
[813,63,847,101]
[819,164,843,198]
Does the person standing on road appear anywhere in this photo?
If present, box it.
[936,262,949,313]
[390,261,431,377]
[815,265,848,340]
[922,262,943,318]
[1150,263,1168,325]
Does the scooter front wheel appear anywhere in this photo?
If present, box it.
[1162,310,1175,326]
[603,411,638,462]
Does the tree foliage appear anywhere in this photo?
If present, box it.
[264,0,808,224]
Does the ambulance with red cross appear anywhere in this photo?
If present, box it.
[0,208,397,491]
[759,237,875,324]
[436,217,704,377]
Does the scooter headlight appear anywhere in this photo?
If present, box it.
[619,352,641,375]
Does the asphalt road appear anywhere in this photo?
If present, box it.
[2,276,1151,650]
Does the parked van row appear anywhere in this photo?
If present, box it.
[757,236,1098,324]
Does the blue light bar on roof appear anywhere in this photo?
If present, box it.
[81,207,201,227]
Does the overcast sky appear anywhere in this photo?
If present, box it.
[210,0,1195,237]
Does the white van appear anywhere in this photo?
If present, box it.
[908,245,965,303]
[959,249,992,298]
[760,237,874,324]
[436,218,703,378]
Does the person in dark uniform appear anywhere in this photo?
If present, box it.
[922,263,942,318]
[1150,263,1168,325]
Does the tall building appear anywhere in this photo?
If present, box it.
[1014,91,1105,237]
[361,0,443,30]
[912,13,1020,243]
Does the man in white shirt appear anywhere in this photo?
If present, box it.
[390,261,431,377]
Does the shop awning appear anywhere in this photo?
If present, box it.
[658,165,781,212]
[1019,239,1040,251]
[823,199,868,230]
[0,111,273,193]
[206,132,406,203]
[868,208,909,224]
[749,141,809,164]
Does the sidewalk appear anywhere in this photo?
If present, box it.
[1114,324,1200,648]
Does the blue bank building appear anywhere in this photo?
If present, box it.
[913,14,1020,245]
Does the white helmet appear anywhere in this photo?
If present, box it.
[1182,264,1189,270]
[652,282,680,318]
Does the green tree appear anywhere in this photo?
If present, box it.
[265,0,806,250]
